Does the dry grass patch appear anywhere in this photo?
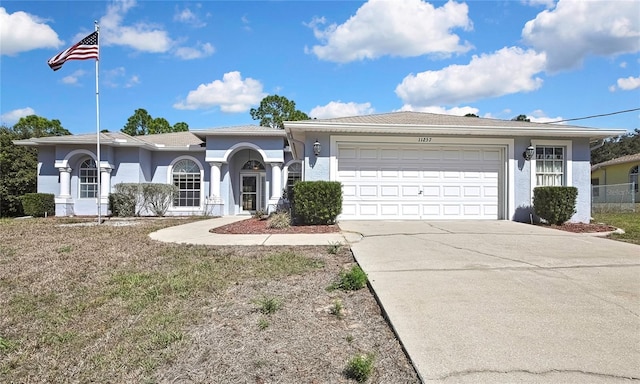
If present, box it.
[0,218,418,383]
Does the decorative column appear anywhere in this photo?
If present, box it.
[207,162,224,216]
[208,162,222,203]
[100,166,112,200]
[58,167,72,197]
[268,162,282,213]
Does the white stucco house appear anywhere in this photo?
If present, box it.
[14,111,625,222]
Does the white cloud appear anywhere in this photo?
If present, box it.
[125,75,140,88]
[398,105,480,116]
[99,0,173,53]
[173,71,265,112]
[611,76,640,91]
[522,0,640,72]
[307,0,472,63]
[1,107,36,125]
[61,70,87,85]
[103,66,140,88]
[175,42,215,60]
[0,7,62,55]
[395,47,546,106]
[527,109,564,123]
[521,0,556,9]
[310,101,374,119]
[620,61,628,68]
[173,8,206,28]
[241,15,251,32]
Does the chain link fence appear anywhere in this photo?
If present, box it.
[591,183,636,213]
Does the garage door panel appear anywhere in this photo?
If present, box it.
[337,144,502,220]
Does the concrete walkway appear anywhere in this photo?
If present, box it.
[149,216,352,246]
[340,220,640,384]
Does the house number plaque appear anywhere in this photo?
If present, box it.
[418,137,433,143]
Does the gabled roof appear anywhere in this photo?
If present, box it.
[591,153,640,171]
[136,131,204,147]
[191,125,286,137]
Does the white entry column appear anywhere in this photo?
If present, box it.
[100,166,112,200]
[58,167,72,197]
[268,162,282,213]
[208,162,222,203]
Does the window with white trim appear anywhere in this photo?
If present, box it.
[535,146,565,186]
[79,158,98,198]
[286,162,302,199]
[172,159,201,207]
[630,165,639,193]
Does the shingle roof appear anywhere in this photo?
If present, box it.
[192,125,286,137]
[591,153,640,171]
[135,131,203,147]
[293,111,580,129]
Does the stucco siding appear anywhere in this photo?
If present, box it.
[37,147,59,195]
[112,147,143,185]
[206,137,285,163]
[571,138,592,222]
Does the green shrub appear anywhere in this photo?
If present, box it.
[141,184,177,217]
[113,183,144,215]
[267,211,291,229]
[330,265,367,291]
[108,192,135,217]
[344,353,374,383]
[20,193,55,217]
[293,181,342,225]
[533,186,578,225]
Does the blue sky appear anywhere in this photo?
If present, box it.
[1,0,639,135]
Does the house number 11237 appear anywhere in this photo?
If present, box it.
[418,137,432,143]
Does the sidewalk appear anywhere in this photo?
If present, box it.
[149,216,357,246]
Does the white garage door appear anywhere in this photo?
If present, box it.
[337,144,503,220]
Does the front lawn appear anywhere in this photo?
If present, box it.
[0,218,418,383]
[592,211,640,245]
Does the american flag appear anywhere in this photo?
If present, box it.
[47,31,99,71]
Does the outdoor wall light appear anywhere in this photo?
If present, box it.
[313,139,321,156]
[523,144,535,161]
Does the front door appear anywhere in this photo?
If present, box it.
[241,174,261,212]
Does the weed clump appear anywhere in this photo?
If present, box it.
[329,265,367,291]
[344,353,374,382]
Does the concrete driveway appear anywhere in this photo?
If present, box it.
[339,220,640,383]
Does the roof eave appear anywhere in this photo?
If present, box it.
[285,123,626,140]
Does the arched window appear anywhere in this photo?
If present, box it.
[172,159,201,207]
[242,160,265,170]
[286,161,302,199]
[79,158,98,198]
[630,165,639,193]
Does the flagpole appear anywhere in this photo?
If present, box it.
[95,20,101,224]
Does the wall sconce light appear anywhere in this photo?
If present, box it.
[313,139,321,156]
[523,144,535,161]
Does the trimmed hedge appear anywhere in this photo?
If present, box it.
[293,181,342,225]
[20,193,55,217]
[533,186,578,225]
[108,192,136,217]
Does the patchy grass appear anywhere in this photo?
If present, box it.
[0,218,418,383]
[593,211,640,245]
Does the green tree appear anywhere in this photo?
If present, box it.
[464,113,479,117]
[250,95,309,129]
[591,129,640,164]
[511,114,530,122]
[0,115,71,217]
[172,121,189,132]
[149,117,171,134]
[122,109,189,135]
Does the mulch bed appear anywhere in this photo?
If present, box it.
[210,217,339,234]
[549,222,617,233]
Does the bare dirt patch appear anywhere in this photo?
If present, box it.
[0,217,417,384]
[210,217,340,234]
